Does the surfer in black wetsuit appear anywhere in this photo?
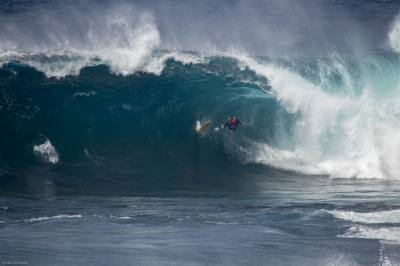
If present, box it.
[222,116,241,131]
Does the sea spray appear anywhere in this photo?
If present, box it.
[33,139,59,164]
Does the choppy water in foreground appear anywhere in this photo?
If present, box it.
[2,177,400,266]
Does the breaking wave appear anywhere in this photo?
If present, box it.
[2,5,400,195]
[1,50,400,191]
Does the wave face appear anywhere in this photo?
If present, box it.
[2,50,400,195]
[2,1,400,195]
[0,53,276,195]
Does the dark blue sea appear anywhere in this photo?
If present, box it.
[1,0,400,265]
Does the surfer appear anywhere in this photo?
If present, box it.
[221,117,241,131]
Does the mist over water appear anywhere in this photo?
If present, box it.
[1,0,399,55]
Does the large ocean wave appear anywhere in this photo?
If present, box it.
[2,3,400,195]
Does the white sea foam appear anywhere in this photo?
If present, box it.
[329,210,400,224]
[339,225,400,242]
[142,51,206,75]
[195,120,202,133]
[0,2,205,78]
[320,253,359,266]
[0,49,205,78]
[110,215,131,219]
[328,208,400,243]
[24,214,82,222]
[25,52,95,78]
[195,120,212,135]
[99,15,160,76]
[33,139,59,164]
[251,143,321,174]
[231,50,400,179]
